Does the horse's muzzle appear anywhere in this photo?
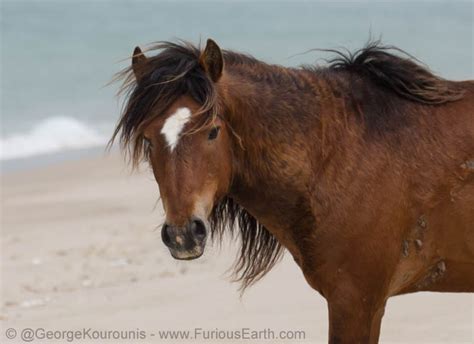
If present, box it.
[161,218,207,260]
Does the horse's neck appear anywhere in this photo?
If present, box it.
[219,67,342,232]
[220,65,351,185]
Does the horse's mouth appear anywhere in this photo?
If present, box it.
[171,252,203,260]
[169,248,204,260]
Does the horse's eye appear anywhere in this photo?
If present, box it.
[143,137,152,149]
[208,126,220,140]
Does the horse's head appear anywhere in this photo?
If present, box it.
[125,40,232,260]
[143,98,233,260]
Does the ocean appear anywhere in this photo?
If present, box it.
[1,0,472,167]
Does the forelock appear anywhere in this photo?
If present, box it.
[110,41,218,167]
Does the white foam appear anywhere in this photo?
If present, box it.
[0,116,106,160]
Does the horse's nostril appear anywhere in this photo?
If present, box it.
[190,219,207,240]
[161,223,172,247]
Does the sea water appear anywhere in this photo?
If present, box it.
[1,0,472,166]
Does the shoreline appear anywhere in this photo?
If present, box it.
[1,145,113,174]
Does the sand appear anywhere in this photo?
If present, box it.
[1,153,473,343]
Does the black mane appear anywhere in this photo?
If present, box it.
[322,41,464,105]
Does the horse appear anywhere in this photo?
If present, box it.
[110,39,474,343]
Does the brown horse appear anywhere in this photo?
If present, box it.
[111,39,474,343]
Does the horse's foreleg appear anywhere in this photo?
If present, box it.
[368,304,386,343]
[327,292,386,344]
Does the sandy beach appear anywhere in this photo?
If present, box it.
[1,153,473,344]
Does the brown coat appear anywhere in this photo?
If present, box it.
[111,40,474,343]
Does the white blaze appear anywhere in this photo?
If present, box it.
[161,107,192,151]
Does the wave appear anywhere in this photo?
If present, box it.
[0,116,108,161]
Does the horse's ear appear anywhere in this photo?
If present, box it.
[132,46,147,81]
[199,39,223,82]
